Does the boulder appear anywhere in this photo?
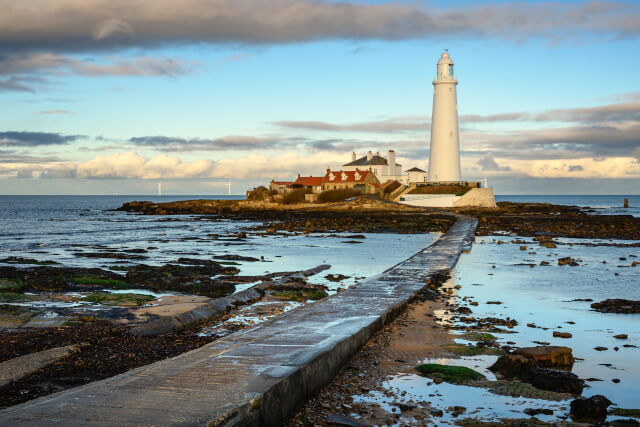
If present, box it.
[514,346,574,367]
[570,395,612,423]
[526,367,584,394]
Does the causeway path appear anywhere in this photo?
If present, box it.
[0,217,477,426]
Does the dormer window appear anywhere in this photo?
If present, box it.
[329,173,335,181]
[354,172,360,180]
[341,172,347,181]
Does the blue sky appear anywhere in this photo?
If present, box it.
[1,0,639,194]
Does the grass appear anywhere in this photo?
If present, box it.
[408,185,471,195]
[317,188,361,203]
[69,276,130,289]
[415,364,485,383]
[271,289,328,301]
[443,344,504,356]
[107,265,130,272]
[282,188,307,204]
[0,278,24,291]
[81,292,155,307]
[459,332,498,342]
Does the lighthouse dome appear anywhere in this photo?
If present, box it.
[437,52,454,65]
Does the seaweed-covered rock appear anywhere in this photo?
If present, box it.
[126,262,238,297]
[570,395,612,423]
[526,367,584,394]
[591,299,640,314]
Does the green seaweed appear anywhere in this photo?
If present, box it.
[69,276,130,289]
[442,344,504,356]
[415,363,485,383]
[610,408,640,418]
[0,278,24,291]
[459,332,498,341]
[0,292,34,303]
[107,265,130,272]
[81,292,155,306]
[271,289,328,301]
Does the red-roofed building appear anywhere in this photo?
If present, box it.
[322,168,380,194]
[292,175,324,193]
[269,179,294,194]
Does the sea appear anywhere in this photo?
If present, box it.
[1,194,639,422]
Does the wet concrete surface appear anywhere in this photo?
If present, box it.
[0,217,476,426]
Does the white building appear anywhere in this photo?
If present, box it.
[342,150,405,183]
[428,51,462,182]
[406,167,427,183]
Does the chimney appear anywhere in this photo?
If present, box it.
[376,151,380,157]
[327,167,331,174]
[367,150,373,162]
[388,150,396,176]
[351,152,356,162]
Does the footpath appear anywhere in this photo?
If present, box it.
[0,217,477,426]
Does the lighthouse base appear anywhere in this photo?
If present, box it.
[399,188,497,208]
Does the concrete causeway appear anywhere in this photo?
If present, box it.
[0,217,477,426]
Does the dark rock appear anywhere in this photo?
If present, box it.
[526,367,584,394]
[213,254,260,262]
[325,413,364,427]
[524,408,553,416]
[570,395,612,423]
[559,257,579,266]
[553,331,572,338]
[614,334,628,339]
[591,299,640,313]
[126,262,238,297]
[594,346,608,351]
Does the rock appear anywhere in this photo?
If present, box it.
[553,331,572,338]
[614,334,628,339]
[558,257,579,266]
[539,241,557,248]
[594,346,608,351]
[514,346,574,367]
[520,246,527,250]
[490,345,576,389]
[524,408,553,416]
[487,301,502,304]
[591,299,640,314]
[613,378,621,383]
[570,395,612,423]
[526,367,584,394]
[325,413,364,427]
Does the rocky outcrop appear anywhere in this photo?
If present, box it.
[570,395,612,423]
[489,346,582,394]
[591,299,640,314]
[126,261,239,298]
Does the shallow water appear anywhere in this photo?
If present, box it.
[455,236,640,409]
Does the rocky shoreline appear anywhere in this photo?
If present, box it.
[1,199,638,420]
[118,198,640,240]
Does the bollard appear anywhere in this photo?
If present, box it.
[624,198,629,208]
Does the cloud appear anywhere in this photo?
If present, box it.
[274,117,429,133]
[128,135,297,151]
[92,19,134,41]
[477,155,511,171]
[0,76,35,92]
[0,53,195,77]
[37,110,72,115]
[1,0,638,53]
[0,131,83,147]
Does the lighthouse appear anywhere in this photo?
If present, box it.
[428,51,461,182]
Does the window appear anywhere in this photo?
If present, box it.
[448,64,454,76]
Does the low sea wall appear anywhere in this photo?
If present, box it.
[0,217,477,426]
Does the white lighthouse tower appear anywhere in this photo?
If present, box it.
[428,51,461,182]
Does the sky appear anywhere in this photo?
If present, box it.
[1,0,639,195]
